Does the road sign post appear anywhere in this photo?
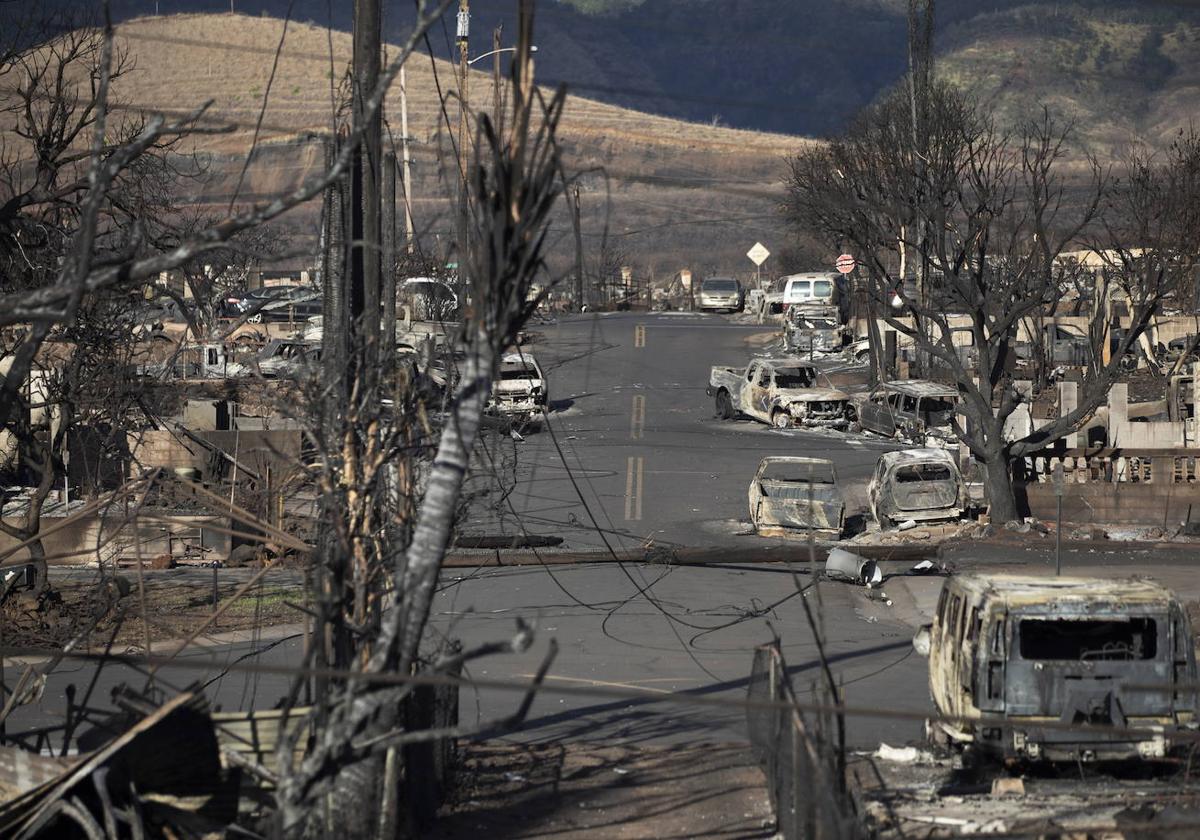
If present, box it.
[747,242,770,289]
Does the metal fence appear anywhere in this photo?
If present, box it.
[747,642,861,840]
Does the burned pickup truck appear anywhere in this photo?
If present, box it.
[868,448,966,529]
[915,573,1198,763]
[708,357,852,429]
[748,456,845,538]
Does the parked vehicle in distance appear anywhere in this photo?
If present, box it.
[226,339,320,378]
[779,272,846,322]
[914,573,1198,762]
[697,277,743,312]
[852,379,960,445]
[708,357,852,429]
[486,352,547,428]
[868,448,966,528]
[1016,323,1091,366]
[221,285,299,318]
[223,286,321,323]
[400,277,459,321]
[748,456,844,538]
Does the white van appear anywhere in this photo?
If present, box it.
[780,272,839,308]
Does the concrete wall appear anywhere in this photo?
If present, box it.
[1022,482,1200,527]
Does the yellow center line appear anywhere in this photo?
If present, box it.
[634,323,646,348]
[630,394,645,440]
[624,455,644,521]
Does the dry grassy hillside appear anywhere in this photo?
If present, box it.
[939,5,1200,159]
[101,13,810,277]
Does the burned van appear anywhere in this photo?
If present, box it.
[916,574,1198,762]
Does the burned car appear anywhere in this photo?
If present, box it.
[784,311,847,356]
[915,573,1198,762]
[708,358,852,429]
[852,379,960,445]
[868,448,966,528]
[748,456,844,538]
[486,352,548,427]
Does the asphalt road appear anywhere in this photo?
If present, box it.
[469,311,902,552]
[7,312,936,753]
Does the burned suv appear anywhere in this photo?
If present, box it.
[915,573,1198,762]
[852,379,959,445]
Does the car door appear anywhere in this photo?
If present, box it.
[861,390,897,437]
[747,364,772,421]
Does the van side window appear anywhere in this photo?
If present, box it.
[936,588,948,623]
[949,595,961,636]
[968,607,981,642]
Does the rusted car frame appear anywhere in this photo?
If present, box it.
[917,573,1198,763]
[748,456,845,538]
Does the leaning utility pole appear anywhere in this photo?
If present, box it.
[455,0,470,282]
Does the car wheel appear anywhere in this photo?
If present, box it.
[855,349,870,363]
[771,410,791,429]
[715,390,734,420]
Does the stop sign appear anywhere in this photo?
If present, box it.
[835,254,856,274]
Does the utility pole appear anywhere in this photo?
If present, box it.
[572,184,584,310]
[455,0,470,283]
[351,0,383,383]
[399,65,415,254]
[492,25,503,139]
[382,151,397,351]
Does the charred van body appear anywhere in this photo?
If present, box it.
[916,574,1198,763]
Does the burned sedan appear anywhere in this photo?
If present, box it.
[486,352,548,427]
[915,573,1198,763]
[748,456,844,538]
[868,448,966,528]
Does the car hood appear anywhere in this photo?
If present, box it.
[493,378,543,395]
[776,387,849,402]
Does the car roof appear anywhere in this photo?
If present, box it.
[760,357,817,368]
[877,448,957,469]
[499,351,538,365]
[948,572,1176,607]
[878,379,958,398]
